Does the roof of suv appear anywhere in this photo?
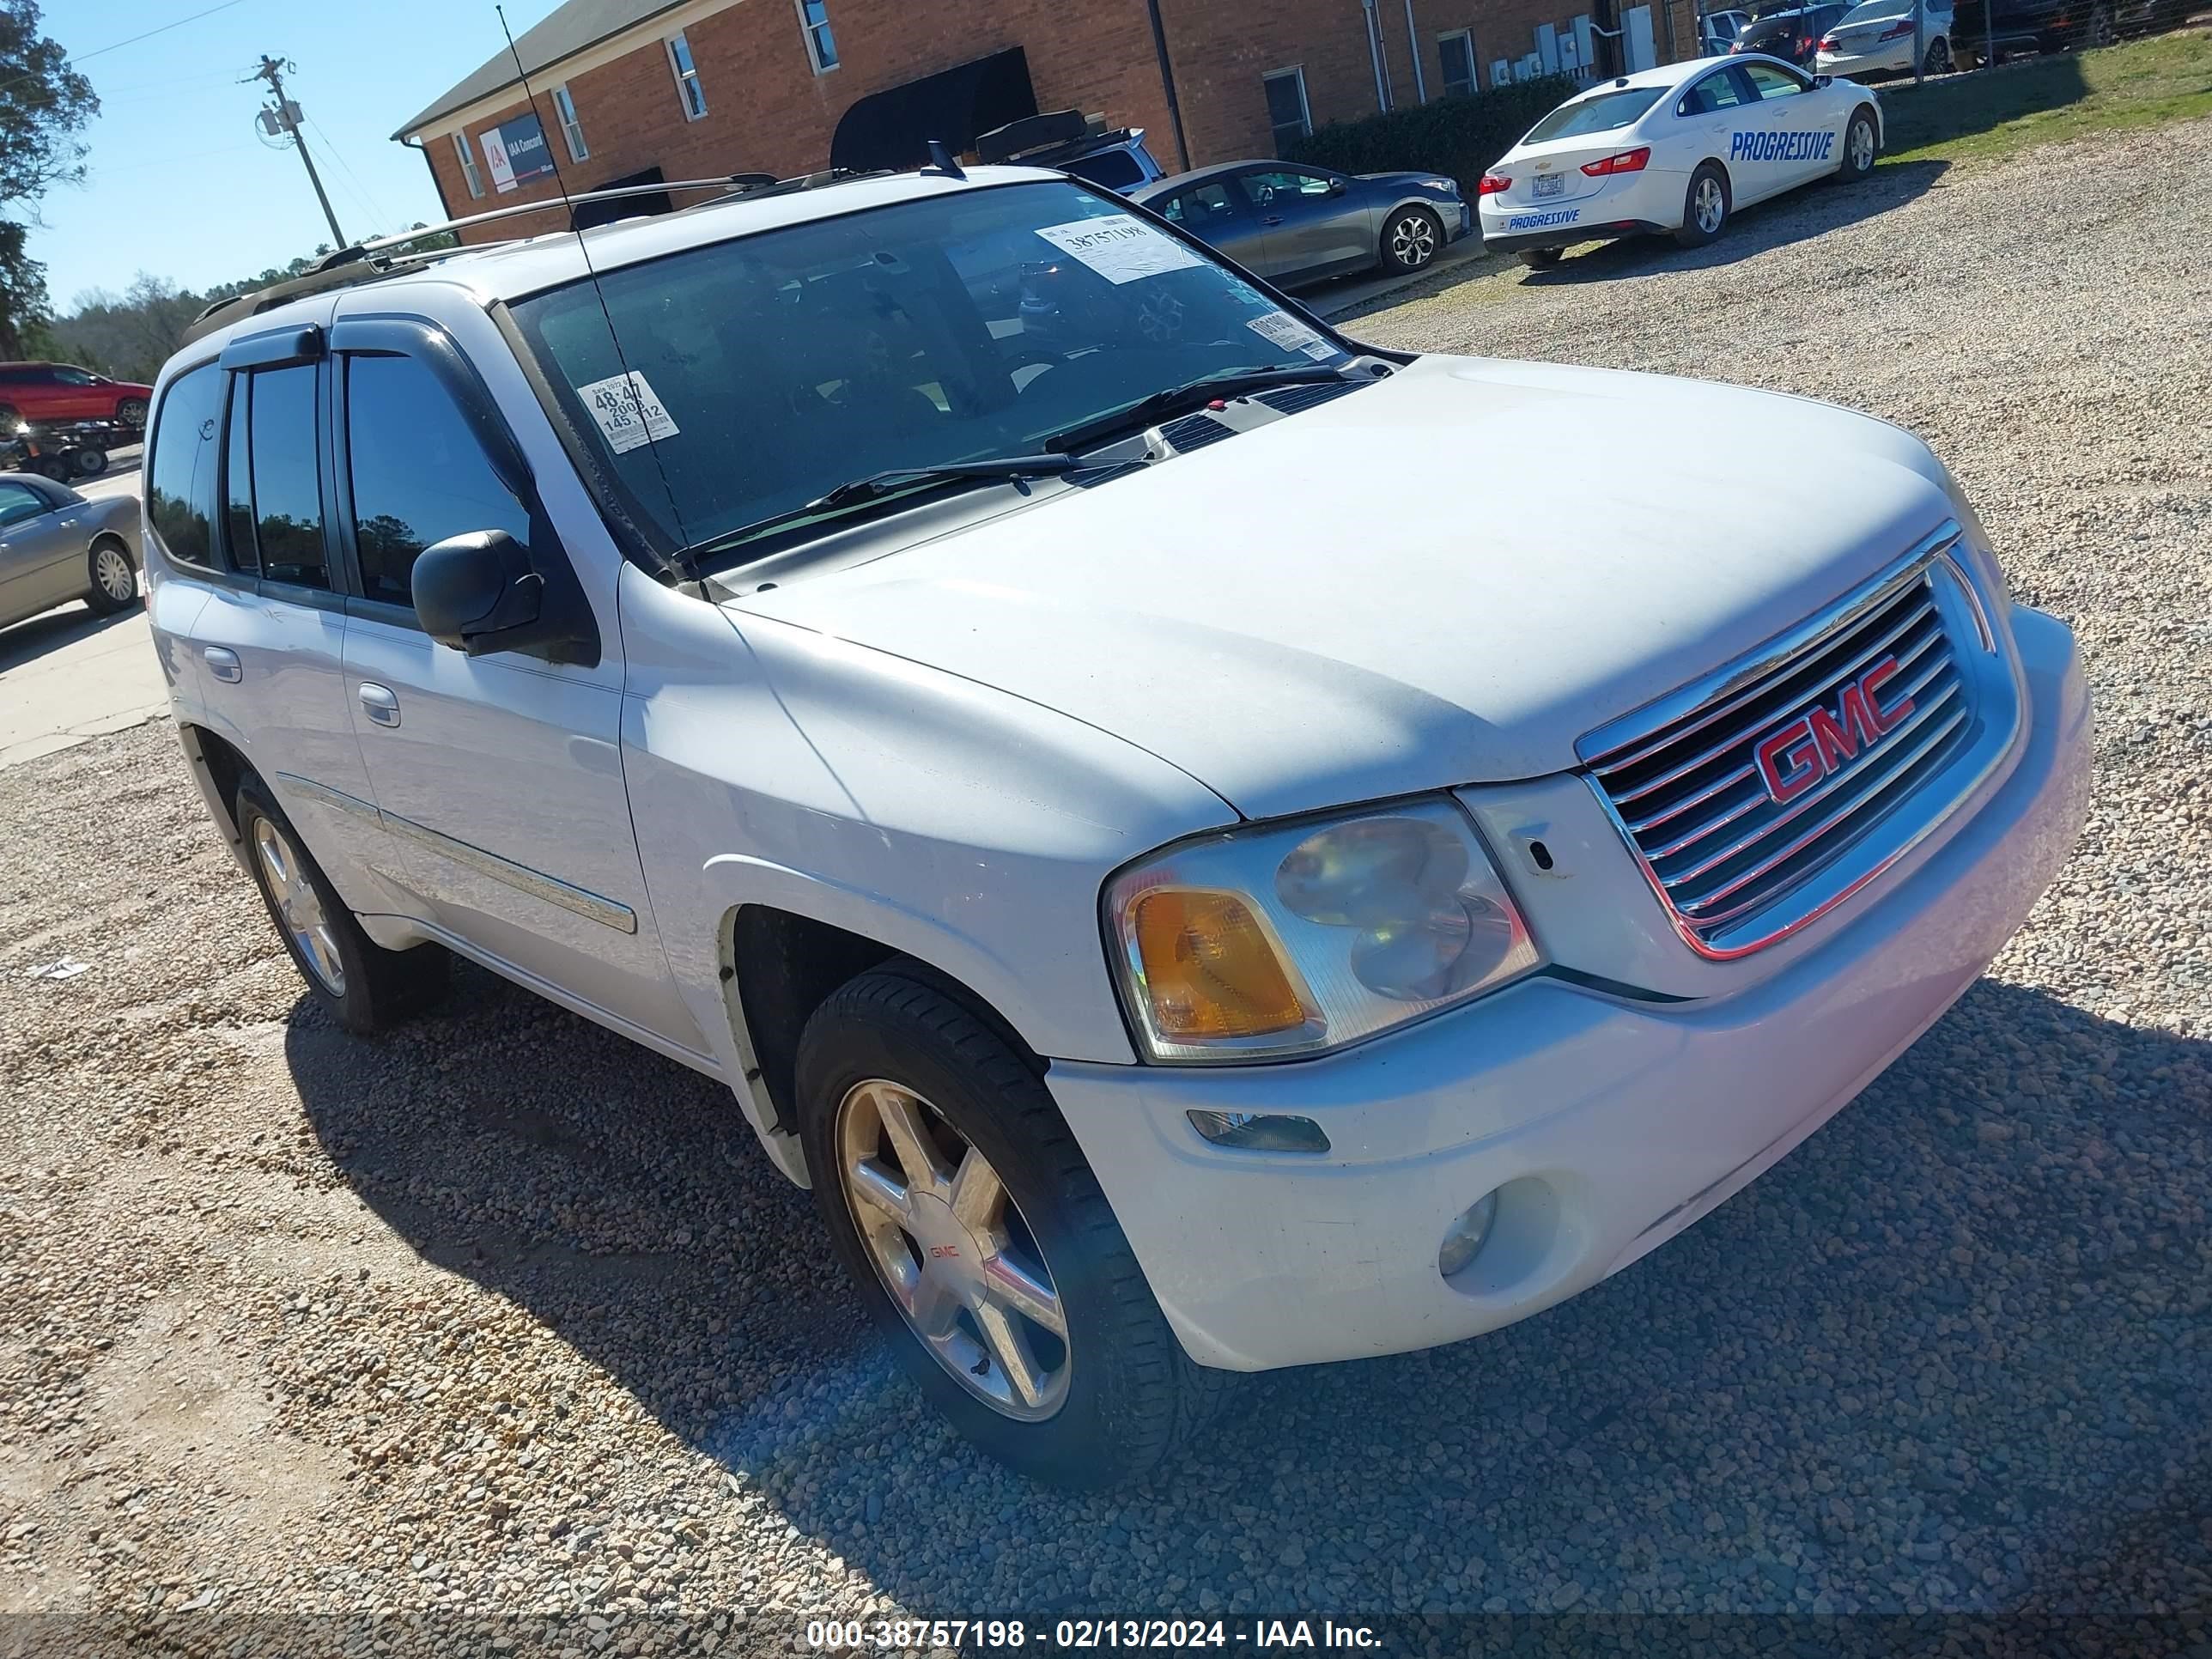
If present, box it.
[181,166,1061,362]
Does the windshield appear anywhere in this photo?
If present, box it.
[508,180,1350,562]
[1522,87,1666,143]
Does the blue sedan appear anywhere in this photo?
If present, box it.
[1128,161,1470,288]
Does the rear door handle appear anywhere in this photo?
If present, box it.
[203,646,242,684]
[358,682,401,728]
[1261,215,1284,225]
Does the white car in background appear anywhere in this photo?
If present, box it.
[1480,55,1884,269]
[1817,0,1957,76]
[1701,6,1754,50]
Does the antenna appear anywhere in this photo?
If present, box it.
[923,139,966,179]
[495,4,699,585]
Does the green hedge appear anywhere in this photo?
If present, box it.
[1285,76,1580,192]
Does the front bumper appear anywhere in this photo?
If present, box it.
[1047,606,2091,1372]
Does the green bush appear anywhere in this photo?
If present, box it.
[1285,76,1580,192]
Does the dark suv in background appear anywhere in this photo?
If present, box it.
[1948,0,2191,65]
[1733,3,1852,64]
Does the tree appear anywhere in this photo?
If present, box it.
[0,0,98,356]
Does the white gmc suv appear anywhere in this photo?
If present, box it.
[143,166,2090,1486]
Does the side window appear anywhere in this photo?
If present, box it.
[343,353,531,608]
[52,365,99,386]
[1238,169,1334,210]
[222,374,259,575]
[145,362,222,568]
[1743,63,1809,99]
[1681,70,1752,114]
[1159,182,1237,226]
[0,480,48,528]
[245,364,330,590]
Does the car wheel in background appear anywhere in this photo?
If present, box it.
[2080,2,2116,45]
[1674,163,1732,246]
[1382,206,1443,274]
[31,455,72,482]
[1923,35,1954,72]
[796,964,1226,1488]
[115,398,149,428]
[71,446,108,479]
[1518,246,1565,270]
[83,538,137,615]
[234,771,449,1036]
[1838,107,1881,180]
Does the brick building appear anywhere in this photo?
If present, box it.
[393,0,1703,241]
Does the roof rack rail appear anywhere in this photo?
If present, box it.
[179,169,866,348]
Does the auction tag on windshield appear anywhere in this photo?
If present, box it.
[1034,215,1205,284]
[1247,310,1335,361]
[576,369,679,454]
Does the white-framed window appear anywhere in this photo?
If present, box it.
[794,0,838,71]
[552,83,588,161]
[1437,29,1478,96]
[1261,66,1312,157]
[666,31,707,119]
[452,130,484,198]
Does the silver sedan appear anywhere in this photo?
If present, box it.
[1129,161,1471,288]
[0,471,141,629]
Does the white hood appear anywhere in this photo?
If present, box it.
[729,356,1959,822]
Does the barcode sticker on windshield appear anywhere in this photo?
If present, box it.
[577,370,679,454]
[1034,215,1205,284]
[1247,311,1334,360]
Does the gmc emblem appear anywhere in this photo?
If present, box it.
[928,1244,961,1260]
[1754,655,1915,806]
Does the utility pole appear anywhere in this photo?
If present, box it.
[251,55,346,249]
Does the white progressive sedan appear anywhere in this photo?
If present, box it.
[1479,55,1883,268]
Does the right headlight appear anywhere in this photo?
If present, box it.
[1103,797,1540,1064]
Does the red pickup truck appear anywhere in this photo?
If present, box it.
[0,362,154,431]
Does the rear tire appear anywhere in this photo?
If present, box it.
[796,965,1227,1488]
[1674,162,1732,247]
[83,538,137,615]
[1837,106,1881,181]
[114,397,148,428]
[1922,35,1953,72]
[1518,246,1564,270]
[234,771,448,1036]
[1381,205,1443,274]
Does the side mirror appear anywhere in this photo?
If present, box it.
[411,529,550,655]
[1813,72,1834,86]
[1328,176,1349,195]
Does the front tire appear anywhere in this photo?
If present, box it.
[1381,205,1443,274]
[83,538,137,614]
[1837,106,1880,181]
[115,398,149,428]
[796,966,1224,1488]
[1674,162,1732,246]
[234,771,448,1035]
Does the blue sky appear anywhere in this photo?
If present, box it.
[27,0,563,311]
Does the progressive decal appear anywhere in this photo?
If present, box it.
[1506,208,1581,230]
[1729,130,1836,163]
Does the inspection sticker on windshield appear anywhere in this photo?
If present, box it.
[1034,215,1204,284]
[576,370,679,454]
[1246,310,1334,361]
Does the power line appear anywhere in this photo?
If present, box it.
[68,0,251,65]
[306,113,392,228]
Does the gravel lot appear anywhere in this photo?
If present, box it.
[3,119,2210,1655]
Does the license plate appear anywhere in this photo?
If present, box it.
[1533,173,1565,198]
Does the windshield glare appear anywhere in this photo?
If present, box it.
[1838,0,1911,19]
[509,181,1350,561]
[1523,87,1666,143]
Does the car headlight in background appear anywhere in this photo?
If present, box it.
[1105,798,1540,1063]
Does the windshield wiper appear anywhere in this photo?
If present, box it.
[1043,362,1363,455]
[690,453,1079,561]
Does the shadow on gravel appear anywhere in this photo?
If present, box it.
[0,600,139,670]
[1518,158,1950,284]
[289,966,2210,1617]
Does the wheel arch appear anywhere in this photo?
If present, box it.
[718,900,1049,1156]
[177,721,257,879]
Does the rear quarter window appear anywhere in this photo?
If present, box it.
[146,362,223,568]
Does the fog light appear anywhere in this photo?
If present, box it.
[1437,1191,1499,1278]
[1187,1109,1330,1154]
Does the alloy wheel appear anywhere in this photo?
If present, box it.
[836,1079,1071,1421]
[1851,118,1876,171]
[1391,214,1437,268]
[93,545,133,603]
[1696,177,1727,234]
[252,817,346,995]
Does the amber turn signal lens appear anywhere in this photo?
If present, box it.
[1130,889,1307,1040]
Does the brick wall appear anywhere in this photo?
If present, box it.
[412,0,1716,242]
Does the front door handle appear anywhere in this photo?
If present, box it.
[1261,215,1284,226]
[358,683,401,728]
[203,646,242,684]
